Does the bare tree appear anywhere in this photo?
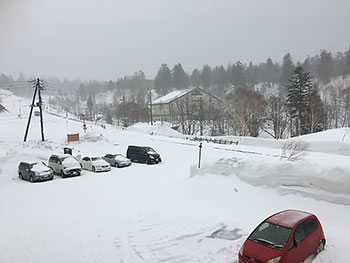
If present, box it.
[261,96,290,139]
[281,140,309,161]
[226,88,267,137]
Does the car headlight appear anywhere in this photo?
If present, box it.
[149,155,155,159]
[239,244,244,256]
[267,256,281,263]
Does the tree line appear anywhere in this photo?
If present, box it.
[1,46,350,137]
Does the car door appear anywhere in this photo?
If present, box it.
[21,163,29,180]
[140,148,148,162]
[49,156,58,173]
[85,157,93,170]
[105,155,113,165]
[286,222,308,262]
[302,218,319,256]
[82,157,87,170]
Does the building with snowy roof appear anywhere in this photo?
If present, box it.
[151,86,222,124]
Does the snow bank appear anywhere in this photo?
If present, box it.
[127,122,185,139]
[191,156,350,205]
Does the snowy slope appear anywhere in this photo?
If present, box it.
[1,90,350,263]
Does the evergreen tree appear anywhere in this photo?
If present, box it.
[280,53,294,86]
[154,64,172,94]
[246,61,257,85]
[230,61,246,88]
[286,66,313,136]
[211,65,227,96]
[263,58,278,83]
[201,65,211,90]
[172,63,189,90]
[317,50,333,84]
[345,46,350,75]
[190,68,201,86]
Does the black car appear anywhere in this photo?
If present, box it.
[18,161,54,183]
[126,145,162,164]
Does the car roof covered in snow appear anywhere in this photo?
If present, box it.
[52,154,72,159]
[265,209,314,228]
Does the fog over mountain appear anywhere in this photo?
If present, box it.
[1,0,349,81]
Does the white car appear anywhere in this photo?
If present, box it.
[80,156,111,173]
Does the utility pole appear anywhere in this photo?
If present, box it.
[149,91,153,125]
[23,78,45,142]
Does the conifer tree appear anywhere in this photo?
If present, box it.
[286,66,312,136]
[317,50,333,84]
[201,65,211,90]
[172,63,189,90]
[280,53,294,87]
[154,64,172,94]
[345,46,350,75]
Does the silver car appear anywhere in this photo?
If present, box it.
[102,154,132,168]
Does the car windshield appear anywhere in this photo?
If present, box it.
[248,221,292,250]
[144,147,155,153]
[91,157,101,161]
[30,162,49,172]
[62,156,78,164]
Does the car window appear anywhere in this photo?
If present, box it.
[294,223,306,242]
[83,157,90,161]
[303,219,318,237]
[144,147,155,153]
[91,157,101,161]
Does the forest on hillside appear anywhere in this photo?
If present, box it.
[1,47,350,138]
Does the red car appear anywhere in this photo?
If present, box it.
[238,209,325,263]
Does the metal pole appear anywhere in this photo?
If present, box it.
[37,78,45,141]
[149,91,153,125]
[198,142,202,169]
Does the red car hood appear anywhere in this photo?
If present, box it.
[243,239,284,262]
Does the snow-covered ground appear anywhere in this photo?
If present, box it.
[1,89,350,263]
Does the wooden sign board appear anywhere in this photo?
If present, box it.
[67,133,80,143]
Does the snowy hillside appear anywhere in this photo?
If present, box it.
[1,90,350,262]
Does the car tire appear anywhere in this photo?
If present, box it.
[116,162,119,168]
[29,176,34,183]
[61,170,66,178]
[19,172,23,180]
[316,240,325,254]
[92,166,96,173]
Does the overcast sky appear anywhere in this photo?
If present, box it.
[1,0,349,81]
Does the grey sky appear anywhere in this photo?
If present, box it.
[1,0,349,81]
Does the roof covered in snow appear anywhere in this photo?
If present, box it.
[152,86,222,105]
[152,87,195,104]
